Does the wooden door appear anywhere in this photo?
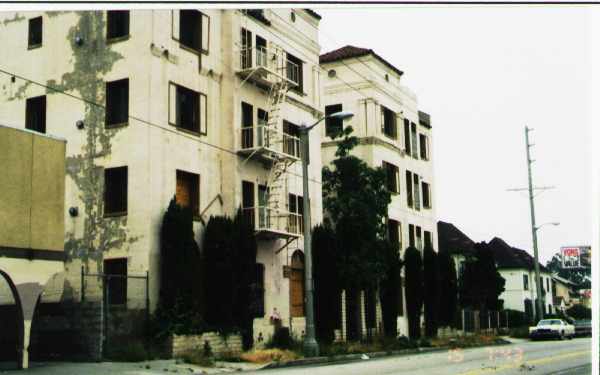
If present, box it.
[290,251,305,317]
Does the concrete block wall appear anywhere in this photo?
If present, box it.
[170,332,242,357]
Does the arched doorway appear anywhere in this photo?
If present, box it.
[0,270,24,370]
[289,251,305,317]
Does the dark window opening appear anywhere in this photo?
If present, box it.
[383,161,399,194]
[408,224,415,248]
[422,181,431,209]
[104,166,128,216]
[523,274,529,290]
[28,17,42,48]
[105,78,129,127]
[381,106,397,139]
[251,263,265,317]
[413,173,420,211]
[240,28,252,69]
[419,133,428,160]
[242,180,255,228]
[388,219,400,246]
[325,104,343,137]
[241,102,254,148]
[405,170,413,208]
[403,119,411,155]
[256,35,267,67]
[287,52,303,93]
[107,10,130,40]
[424,231,432,250]
[180,10,202,52]
[410,122,418,159]
[25,95,46,133]
[283,120,300,157]
[104,258,127,305]
[176,170,200,217]
[176,84,200,133]
[416,226,422,250]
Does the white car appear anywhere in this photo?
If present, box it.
[529,319,575,340]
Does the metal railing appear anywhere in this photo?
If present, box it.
[242,206,302,236]
[240,125,301,159]
[238,46,299,85]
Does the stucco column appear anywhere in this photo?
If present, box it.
[15,283,44,370]
[360,291,367,337]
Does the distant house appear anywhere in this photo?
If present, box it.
[487,237,554,319]
[551,274,577,313]
[437,221,475,278]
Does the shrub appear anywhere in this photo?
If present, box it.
[104,339,148,362]
[509,326,530,339]
[566,304,591,320]
[180,350,215,367]
[240,349,300,363]
[504,309,532,328]
[266,327,299,350]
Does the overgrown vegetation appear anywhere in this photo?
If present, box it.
[423,245,438,337]
[437,250,458,328]
[566,304,591,320]
[458,242,505,311]
[404,246,423,339]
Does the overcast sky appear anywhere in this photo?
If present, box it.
[318,6,591,264]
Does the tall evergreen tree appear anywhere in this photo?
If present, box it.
[459,242,505,311]
[404,246,423,339]
[423,245,438,337]
[437,250,458,328]
[379,240,402,337]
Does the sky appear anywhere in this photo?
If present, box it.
[318,6,592,264]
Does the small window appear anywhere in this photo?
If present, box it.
[387,219,400,246]
[424,231,432,250]
[419,134,429,160]
[381,106,397,139]
[256,35,267,67]
[403,119,411,155]
[416,226,422,250]
[287,52,303,93]
[383,161,399,194]
[169,82,207,135]
[410,122,418,159]
[422,181,431,209]
[104,166,128,216]
[251,263,265,317]
[325,104,343,137]
[523,274,529,290]
[413,173,420,211]
[104,258,127,305]
[28,16,42,48]
[242,180,255,227]
[107,10,130,41]
[176,170,200,217]
[283,120,300,157]
[405,170,413,208]
[241,102,254,148]
[25,95,46,133]
[105,78,129,128]
[179,10,202,52]
[408,224,415,248]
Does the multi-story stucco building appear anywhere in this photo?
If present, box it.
[488,237,554,318]
[0,8,323,352]
[320,46,437,339]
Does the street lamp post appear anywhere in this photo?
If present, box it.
[299,110,353,357]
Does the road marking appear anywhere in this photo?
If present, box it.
[456,350,589,375]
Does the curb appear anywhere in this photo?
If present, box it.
[261,339,511,370]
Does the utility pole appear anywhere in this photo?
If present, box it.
[507,127,556,322]
[525,126,544,322]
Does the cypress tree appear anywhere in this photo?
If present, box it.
[379,240,401,337]
[423,245,438,337]
[404,246,423,339]
[437,250,458,328]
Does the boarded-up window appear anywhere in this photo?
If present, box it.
[107,10,129,40]
[169,82,207,135]
[290,251,305,317]
[25,95,46,133]
[325,104,343,137]
[383,161,399,194]
[104,166,127,216]
[105,78,129,127]
[28,16,42,48]
[104,258,127,305]
[176,170,199,216]
[405,170,413,208]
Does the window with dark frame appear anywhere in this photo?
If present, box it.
[104,258,127,305]
[104,166,128,216]
[288,193,304,233]
[405,170,413,208]
[416,226,422,250]
[242,180,255,228]
[107,10,130,41]
[523,274,529,290]
[410,122,418,159]
[387,219,400,246]
[25,95,46,133]
[408,224,415,248]
[283,120,300,157]
[180,10,202,52]
[241,102,254,148]
[413,173,421,211]
[176,84,200,133]
[419,133,428,160]
[424,230,432,250]
[28,16,42,48]
[404,119,411,155]
[286,52,303,93]
[105,78,129,127]
[325,104,343,137]
[175,170,200,217]
[251,263,265,317]
[383,161,400,194]
[422,181,431,209]
[240,28,252,69]
[381,106,397,139]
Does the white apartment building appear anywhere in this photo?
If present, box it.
[0,8,323,347]
[320,46,437,339]
[488,238,554,318]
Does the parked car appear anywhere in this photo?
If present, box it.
[529,319,575,340]
[573,320,592,337]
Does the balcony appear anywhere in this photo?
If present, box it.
[242,207,302,240]
[236,46,300,90]
[239,125,301,163]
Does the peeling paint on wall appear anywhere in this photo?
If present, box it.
[6,81,31,102]
[2,13,25,26]
[45,11,138,273]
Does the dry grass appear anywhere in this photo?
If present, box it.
[240,348,301,363]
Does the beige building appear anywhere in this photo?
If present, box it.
[320,46,437,339]
[0,125,66,368]
[0,8,323,349]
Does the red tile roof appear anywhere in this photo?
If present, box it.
[320,45,404,77]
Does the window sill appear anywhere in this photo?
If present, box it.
[179,43,208,56]
[174,125,205,137]
[107,34,130,44]
[104,212,128,218]
[28,43,42,50]
[105,122,129,129]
